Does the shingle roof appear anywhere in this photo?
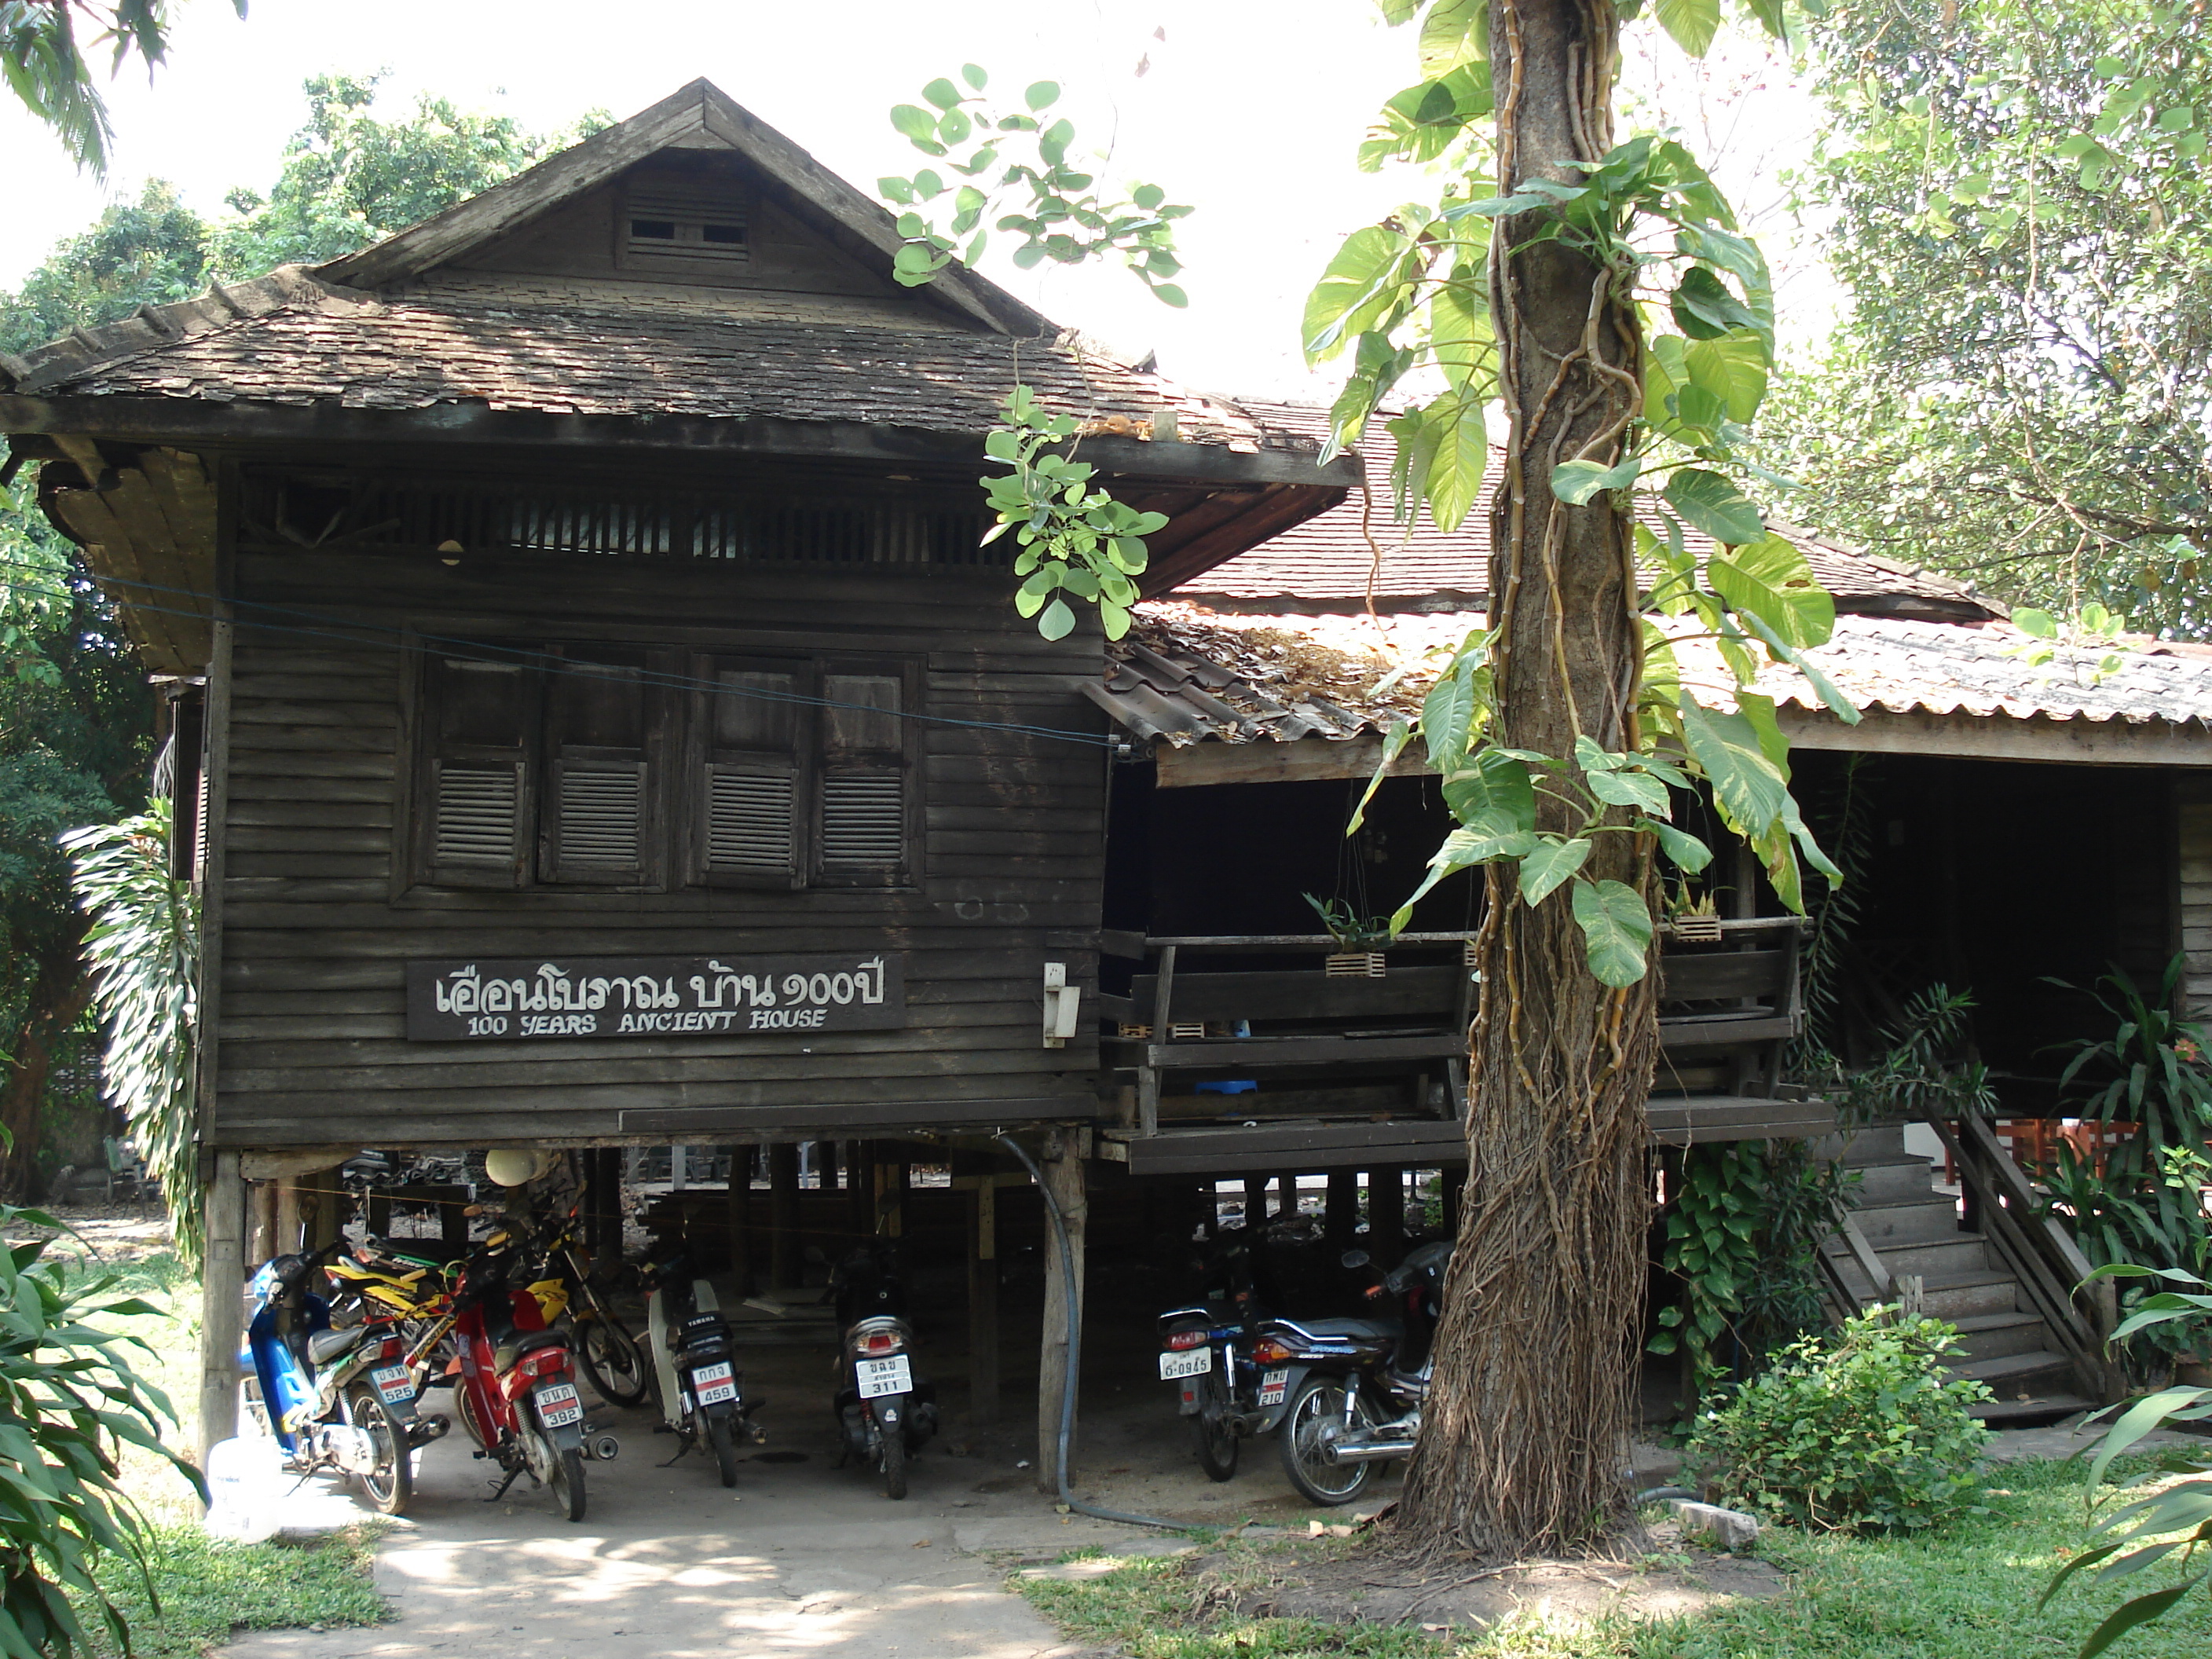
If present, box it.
[1096,602,2212,748]
[5,266,1298,453]
[1177,401,1997,621]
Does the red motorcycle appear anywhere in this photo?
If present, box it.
[434,1232,618,1521]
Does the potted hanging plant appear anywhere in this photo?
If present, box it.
[1304,895,1393,977]
[1665,880,1724,946]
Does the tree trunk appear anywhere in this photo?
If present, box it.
[1396,0,1661,1558]
[0,936,93,1201]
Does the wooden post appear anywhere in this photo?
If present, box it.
[818,1140,839,1193]
[848,1140,876,1238]
[769,1141,801,1287]
[1369,1166,1405,1260]
[1273,1171,1298,1220]
[197,1150,245,1460]
[877,1156,906,1239]
[248,1180,276,1265]
[273,1178,302,1256]
[1036,1132,1089,1495]
[968,1177,1001,1433]
[1241,1175,1266,1228]
[723,1145,752,1291]
[1326,1169,1360,1243]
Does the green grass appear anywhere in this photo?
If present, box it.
[93,1525,390,1659]
[1014,1457,2212,1659]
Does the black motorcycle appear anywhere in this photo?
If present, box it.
[1257,1239,1452,1506]
[641,1251,763,1486]
[827,1239,938,1500]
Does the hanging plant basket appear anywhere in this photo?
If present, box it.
[1325,951,1387,978]
[1670,915,1724,946]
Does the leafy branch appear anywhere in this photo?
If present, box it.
[880,64,1192,302]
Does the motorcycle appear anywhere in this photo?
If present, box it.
[240,1241,449,1516]
[1156,1219,1384,1484]
[827,1239,938,1500]
[427,1232,621,1521]
[1260,1240,1453,1507]
[526,1199,653,1408]
[641,1251,764,1486]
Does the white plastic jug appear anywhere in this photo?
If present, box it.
[201,1435,282,1543]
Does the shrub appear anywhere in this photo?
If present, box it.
[1684,1308,1994,1532]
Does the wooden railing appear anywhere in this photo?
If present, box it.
[1921,1111,2122,1401]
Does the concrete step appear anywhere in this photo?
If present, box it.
[1827,1232,1992,1281]
[1953,1350,2088,1426]
[1950,1310,2054,1362]
[1972,1391,2097,1426]
[1851,1157,1944,1207]
[1849,1198,1966,1247]
[1828,1258,2020,1320]
[1841,1122,1910,1163]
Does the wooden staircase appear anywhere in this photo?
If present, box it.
[1826,1121,2100,1425]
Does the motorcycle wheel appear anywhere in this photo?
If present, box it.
[881,1426,907,1500]
[709,1412,740,1489]
[1277,1376,1376,1508]
[1190,1372,1239,1483]
[455,1382,490,1452]
[346,1385,413,1516]
[550,1445,588,1522]
[577,1311,650,1408]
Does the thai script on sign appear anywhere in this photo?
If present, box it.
[404,953,905,1042]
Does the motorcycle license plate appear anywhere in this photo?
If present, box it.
[690,1361,738,1407]
[856,1354,912,1400]
[1159,1347,1213,1380]
[370,1364,414,1406]
[1257,1368,1291,1407]
[536,1382,584,1428]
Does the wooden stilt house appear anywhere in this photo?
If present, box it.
[0,81,1353,1452]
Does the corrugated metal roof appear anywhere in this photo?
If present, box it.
[1097,602,2212,748]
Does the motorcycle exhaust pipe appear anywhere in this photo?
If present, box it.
[410,1413,452,1446]
[588,1431,621,1462]
[1322,1437,1419,1465]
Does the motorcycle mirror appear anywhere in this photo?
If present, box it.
[1340,1249,1372,1269]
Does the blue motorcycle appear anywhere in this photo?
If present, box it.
[241,1241,449,1514]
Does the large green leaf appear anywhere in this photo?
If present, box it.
[1423,652,1482,770]
[1683,329,1770,424]
[1670,266,1758,339]
[1390,810,1534,930]
[1430,262,1492,391]
[1679,699,1788,831]
[1518,835,1591,906]
[1347,720,1413,835]
[1640,819,1714,872]
[1709,533,1835,648]
[1441,748,1534,830]
[1551,455,1642,504]
[1587,767,1672,815]
[1573,878,1656,985]
[1654,0,1723,55]
[1418,0,1489,75]
[1411,391,1489,532]
[1664,469,1766,545]
[1304,225,1417,360]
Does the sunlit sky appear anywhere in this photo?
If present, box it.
[0,0,1829,397]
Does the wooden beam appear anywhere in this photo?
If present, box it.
[768,1141,800,1288]
[1779,705,2212,767]
[967,1178,1000,1433]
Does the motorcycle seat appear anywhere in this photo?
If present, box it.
[494,1330,567,1374]
[306,1327,366,1366]
[1276,1317,1404,1342]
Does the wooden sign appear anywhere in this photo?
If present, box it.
[405,953,906,1042]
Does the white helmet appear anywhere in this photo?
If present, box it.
[484,1148,555,1188]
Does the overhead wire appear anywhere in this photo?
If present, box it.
[0,551,1120,749]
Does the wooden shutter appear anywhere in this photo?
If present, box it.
[540,650,654,886]
[693,657,807,888]
[424,657,532,889]
[816,665,913,886]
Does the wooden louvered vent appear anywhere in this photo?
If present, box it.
[435,764,519,862]
[557,769,644,866]
[821,773,904,866]
[707,771,794,872]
